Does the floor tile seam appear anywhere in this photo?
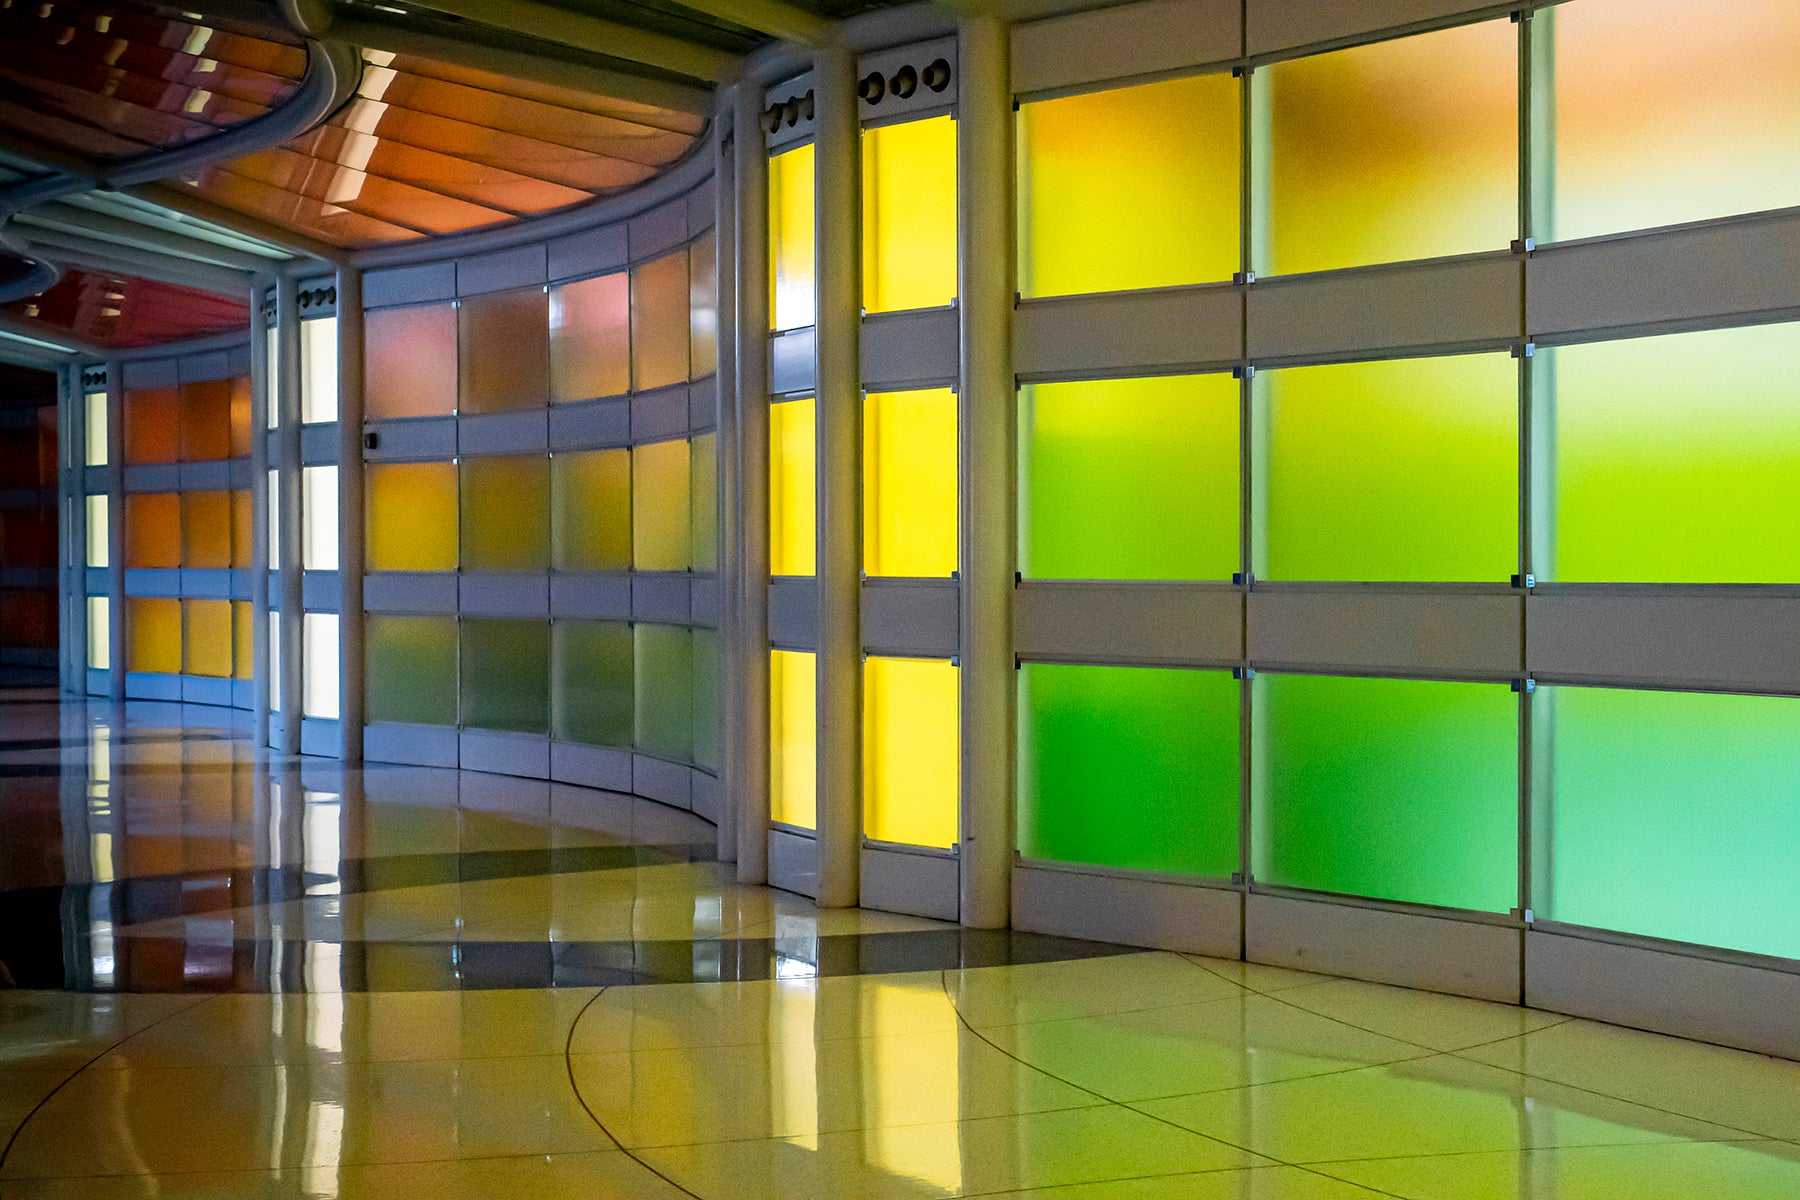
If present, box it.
[948,1161,1398,1200]
[1289,1135,1785,1170]
[566,1024,975,1059]
[1116,1049,1448,1105]
[82,1044,609,1071]
[956,988,1262,1034]
[1177,954,1334,996]
[0,1146,657,1185]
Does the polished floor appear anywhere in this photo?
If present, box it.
[2,691,1799,1198]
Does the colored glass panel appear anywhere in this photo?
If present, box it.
[366,303,458,419]
[865,389,956,578]
[864,657,958,849]
[1265,19,1516,275]
[181,491,232,570]
[269,611,280,712]
[124,387,178,464]
[632,438,690,572]
[85,495,107,568]
[1547,324,1800,583]
[229,377,253,458]
[125,493,180,568]
[182,599,233,678]
[634,623,693,763]
[1018,73,1239,297]
[366,614,458,726]
[460,618,549,734]
[87,596,109,670]
[268,469,280,560]
[301,316,339,423]
[1259,354,1516,582]
[1020,374,1238,580]
[551,620,632,747]
[461,454,549,571]
[1018,663,1239,877]
[549,272,629,403]
[770,648,816,830]
[770,143,815,331]
[551,449,631,571]
[1254,673,1517,912]
[178,379,232,461]
[770,398,815,576]
[690,432,717,573]
[692,626,719,772]
[1539,686,1800,960]
[458,288,549,413]
[128,597,181,675]
[1546,0,1800,243]
[232,601,253,681]
[366,461,457,572]
[303,611,339,719]
[231,490,252,569]
[302,465,339,571]
[689,231,718,377]
[266,326,279,429]
[863,115,957,312]
[631,250,690,392]
[85,392,107,466]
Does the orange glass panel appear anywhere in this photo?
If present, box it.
[366,461,458,572]
[125,493,181,569]
[183,599,234,678]
[458,288,549,413]
[366,303,458,420]
[233,600,254,680]
[631,250,690,392]
[124,387,179,464]
[690,231,718,378]
[128,598,182,675]
[178,379,233,461]
[229,377,253,458]
[231,490,253,569]
[181,492,233,570]
[550,272,630,403]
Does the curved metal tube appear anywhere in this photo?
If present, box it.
[0,251,62,306]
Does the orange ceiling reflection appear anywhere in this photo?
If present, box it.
[2,268,248,348]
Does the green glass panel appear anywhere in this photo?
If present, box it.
[1260,354,1516,582]
[1017,663,1239,877]
[1547,324,1800,583]
[635,624,693,763]
[1541,686,1800,960]
[690,432,717,572]
[691,627,719,772]
[551,449,631,572]
[460,618,549,734]
[1254,674,1516,913]
[461,454,550,571]
[551,620,633,747]
[365,615,458,726]
[1019,375,1239,580]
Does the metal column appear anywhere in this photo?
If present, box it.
[104,357,124,704]
[337,264,366,765]
[249,277,272,750]
[714,105,742,864]
[276,274,303,751]
[60,362,84,694]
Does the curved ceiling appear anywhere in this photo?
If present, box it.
[1,266,250,348]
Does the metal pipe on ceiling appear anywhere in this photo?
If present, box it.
[15,205,281,274]
[11,230,250,297]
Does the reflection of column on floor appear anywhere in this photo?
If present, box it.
[338,767,368,992]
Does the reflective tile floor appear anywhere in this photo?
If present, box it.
[4,691,1800,1198]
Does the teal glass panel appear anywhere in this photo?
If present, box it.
[1259,353,1517,582]
[635,623,693,763]
[1018,663,1239,878]
[459,618,550,734]
[691,626,719,772]
[1019,374,1239,580]
[551,620,633,747]
[365,615,458,726]
[1254,674,1517,913]
[1540,686,1800,960]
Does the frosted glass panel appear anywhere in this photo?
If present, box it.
[85,392,107,466]
[178,379,232,461]
[1018,73,1239,297]
[183,599,233,678]
[770,143,815,331]
[1266,19,1516,275]
[770,648,816,830]
[864,656,958,849]
[266,325,279,429]
[634,623,693,762]
[551,449,630,571]
[301,316,339,424]
[124,387,178,464]
[87,596,109,670]
[865,389,956,578]
[458,288,549,413]
[366,303,457,419]
[86,495,107,568]
[269,611,280,711]
[632,438,690,572]
[550,272,629,402]
[690,432,717,572]
[1018,663,1239,878]
[1254,674,1517,913]
[303,611,340,719]
[770,398,815,576]
[631,250,690,392]
[366,614,458,726]
[863,116,957,313]
[460,618,549,734]
[1022,374,1240,581]
[229,377,253,458]
[551,620,632,747]
[461,455,549,571]
[231,490,252,569]
[182,491,232,570]
[692,626,718,772]
[366,461,457,572]
[302,465,339,572]
[128,597,181,675]
[267,469,280,561]
[1260,354,1516,582]
[125,493,180,569]
[233,601,252,681]
[689,231,718,377]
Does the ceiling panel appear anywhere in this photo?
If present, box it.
[2,268,247,348]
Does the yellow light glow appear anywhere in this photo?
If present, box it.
[769,143,815,331]
[770,398,816,576]
[770,648,816,830]
[87,596,109,670]
[86,495,107,568]
[863,656,958,849]
[862,116,957,313]
[183,599,234,678]
[632,438,692,572]
[128,598,181,675]
[864,388,956,577]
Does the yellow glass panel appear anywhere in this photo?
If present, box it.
[770,648,816,830]
[864,656,958,848]
[550,271,630,402]
[366,461,457,572]
[769,142,815,331]
[87,596,109,670]
[1266,19,1517,275]
[232,600,253,680]
[862,116,957,312]
[864,388,956,577]
[231,489,252,569]
[182,491,232,570]
[770,397,815,576]
[551,448,631,571]
[462,455,549,571]
[689,230,718,377]
[128,597,181,675]
[690,431,717,572]
[632,437,691,571]
[632,249,691,391]
[85,495,107,568]
[1018,72,1239,297]
[182,599,233,678]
